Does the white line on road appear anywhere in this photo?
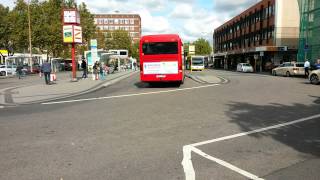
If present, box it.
[42,84,220,105]
[190,113,320,147]
[182,113,320,180]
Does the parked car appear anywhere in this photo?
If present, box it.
[237,63,253,73]
[0,64,16,76]
[22,64,41,74]
[309,69,320,85]
[272,62,304,77]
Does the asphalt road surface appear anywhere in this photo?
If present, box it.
[0,70,319,180]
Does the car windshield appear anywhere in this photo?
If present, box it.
[243,63,251,67]
[296,63,304,67]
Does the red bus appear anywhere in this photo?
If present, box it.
[140,34,185,84]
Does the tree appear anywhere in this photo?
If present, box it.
[105,30,132,52]
[94,29,106,49]
[77,2,96,58]
[193,38,212,55]
[8,0,29,53]
[131,41,139,62]
[0,4,11,50]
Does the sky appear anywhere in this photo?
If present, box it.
[2,0,261,43]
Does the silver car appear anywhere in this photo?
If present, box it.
[309,69,320,85]
[272,62,305,77]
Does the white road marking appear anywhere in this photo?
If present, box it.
[190,146,263,180]
[182,113,320,180]
[42,84,220,105]
[190,113,320,147]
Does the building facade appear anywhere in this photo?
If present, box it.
[93,14,141,43]
[297,0,320,63]
[213,0,300,72]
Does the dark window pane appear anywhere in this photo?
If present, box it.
[142,42,178,55]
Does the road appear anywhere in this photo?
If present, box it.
[0,70,319,180]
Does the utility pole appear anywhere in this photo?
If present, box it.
[27,0,33,72]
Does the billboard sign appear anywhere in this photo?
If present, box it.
[63,9,80,24]
[63,25,82,44]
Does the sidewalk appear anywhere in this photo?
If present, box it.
[0,70,137,105]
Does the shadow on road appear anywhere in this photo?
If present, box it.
[134,81,181,88]
[226,96,320,157]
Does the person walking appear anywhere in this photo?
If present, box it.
[16,64,23,79]
[93,61,99,80]
[304,59,310,78]
[81,59,87,78]
[41,60,52,85]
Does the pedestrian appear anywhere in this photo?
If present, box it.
[304,59,310,78]
[93,61,99,80]
[16,64,23,79]
[81,59,87,78]
[315,58,320,70]
[41,60,52,85]
[99,62,105,80]
[133,62,137,71]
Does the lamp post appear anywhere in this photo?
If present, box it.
[27,0,33,72]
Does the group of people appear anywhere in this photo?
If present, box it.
[81,59,110,80]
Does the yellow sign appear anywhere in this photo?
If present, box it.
[0,49,8,55]
[63,25,73,43]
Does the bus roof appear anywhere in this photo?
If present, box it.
[141,34,182,42]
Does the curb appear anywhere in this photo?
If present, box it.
[2,71,138,106]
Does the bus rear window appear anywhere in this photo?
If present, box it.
[142,42,178,55]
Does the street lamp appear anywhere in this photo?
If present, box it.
[27,0,33,72]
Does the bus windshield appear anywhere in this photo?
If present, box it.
[192,58,204,65]
[142,42,178,55]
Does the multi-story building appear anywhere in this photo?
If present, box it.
[213,0,300,72]
[297,0,320,63]
[93,14,141,43]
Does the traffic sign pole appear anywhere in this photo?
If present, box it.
[72,43,76,80]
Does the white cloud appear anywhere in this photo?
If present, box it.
[170,3,193,19]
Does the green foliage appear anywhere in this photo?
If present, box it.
[8,0,29,52]
[0,4,11,49]
[0,0,96,58]
[131,41,139,62]
[105,30,132,53]
[193,38,212,55]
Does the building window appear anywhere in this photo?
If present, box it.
[115,26,119,30]
[104,19,108,24]
[125,19,129,24]
[99,19,104,24]
[130,26,134,31]
[109,19,114,24]
[114,19,119,24]
[130,19,134,24]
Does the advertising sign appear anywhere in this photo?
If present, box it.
[143,62,178,75]
[189,45,195,55]
[63,25,73,43]
[73,26,82,43]
[63,10,80,24]
[90,39,98,66]
[63,25,82,43]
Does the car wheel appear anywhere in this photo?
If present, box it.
[286,71,290,77]
[272,71,277,76]
[310,74,319,85]
[0,71,5,76]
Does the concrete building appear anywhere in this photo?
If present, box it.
[213,0,300,72]
[93,13,141,43]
